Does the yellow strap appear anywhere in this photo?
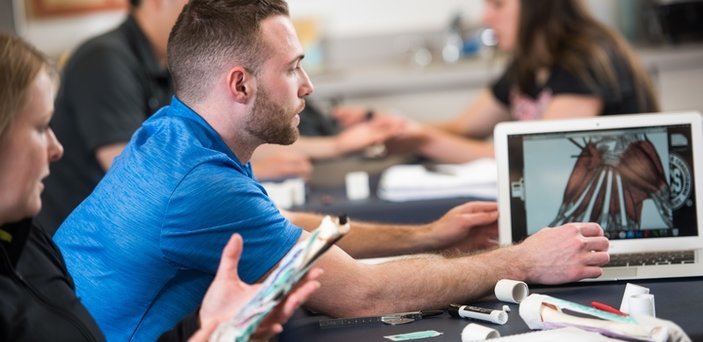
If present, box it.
[0,229,11,243]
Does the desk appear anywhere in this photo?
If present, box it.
[290,156,492,224]
[293,182,478,224]
[284,157,701,340]
[284,158,701,341]
[280,277,703,341]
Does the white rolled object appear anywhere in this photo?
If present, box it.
[628,293,656,317]
[494,279,529,304]
[619,283,650,313]
[518,294,548,330]
[461,323,500,341]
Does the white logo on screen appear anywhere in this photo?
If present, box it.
[670,153,692,210]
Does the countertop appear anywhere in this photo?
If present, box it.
[309,43,703,101]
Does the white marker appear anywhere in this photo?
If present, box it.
[449,304,508,325]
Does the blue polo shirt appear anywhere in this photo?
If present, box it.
[55,97,301,341]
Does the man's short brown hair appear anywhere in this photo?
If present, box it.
[167,0,289,103]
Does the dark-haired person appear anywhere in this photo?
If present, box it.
[0,32,320,342]
[55,0,609,341]
[342,0,661,163]
[38,0,188,234]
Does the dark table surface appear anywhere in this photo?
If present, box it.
[280,277,703,341]
[284,157,701,341]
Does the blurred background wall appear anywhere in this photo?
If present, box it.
[6,0,623,59]
[4,0,702,116]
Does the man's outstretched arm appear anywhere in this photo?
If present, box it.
[302,222,608,318]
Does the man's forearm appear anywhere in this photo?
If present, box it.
[308,245,526,318]
[335,220,436,259]
[284,210,436,259]
[306,223,607,318]
[416,127,494,164]
[364,246,526,313]
[290,136,340,160]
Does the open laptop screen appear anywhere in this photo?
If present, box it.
[505,122,698,243]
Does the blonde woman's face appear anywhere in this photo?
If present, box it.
[0,68,63,224]
[483,0,520,52]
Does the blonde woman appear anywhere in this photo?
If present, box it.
[0,33,319,341]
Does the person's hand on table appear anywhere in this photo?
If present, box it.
[251,147,312,181]
[333,117,406,155]
[421,201,499,253]
[333,106,407,130]
[332,105,371,128]
[514,223,609,284]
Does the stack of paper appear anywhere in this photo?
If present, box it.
[378,158,498,202]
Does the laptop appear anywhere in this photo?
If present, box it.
[494,111,703,281]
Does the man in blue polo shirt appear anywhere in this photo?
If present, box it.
[56,95,303,341]
[55,0,610,341]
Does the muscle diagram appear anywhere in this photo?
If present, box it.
[549,134,672,230]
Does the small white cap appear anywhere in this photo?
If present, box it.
[620,283,650,313]
[461,323,500,342]
[628,293,656,317]
[494,279,529,304]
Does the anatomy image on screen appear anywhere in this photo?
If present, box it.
[548,134,672,231]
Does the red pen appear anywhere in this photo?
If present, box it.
[591,301,628,316]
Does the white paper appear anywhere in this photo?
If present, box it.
[377,158,498,202]
[490,327,621,341]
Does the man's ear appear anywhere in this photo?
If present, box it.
[228,67,253,104]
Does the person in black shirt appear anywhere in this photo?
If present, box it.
[0,32,320,342]
[37,0,184,234]
[341,0,660,164]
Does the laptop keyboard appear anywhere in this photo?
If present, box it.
[605,250,696,267]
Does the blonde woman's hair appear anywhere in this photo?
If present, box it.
[0,33,52,140]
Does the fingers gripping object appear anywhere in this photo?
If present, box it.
[549,134,672,231]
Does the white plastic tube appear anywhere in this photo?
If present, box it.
[461,323,500,341]
[449,304,508,325]
[619,283,650,313]
[494,279,529,304]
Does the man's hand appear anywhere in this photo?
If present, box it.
[516,223,609,284]
[251,148,312,180]
[332,106,370,128]
[333,120,400,155]
[190,234,322,341]
[424,201,499,253]
[251,267,322,339]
